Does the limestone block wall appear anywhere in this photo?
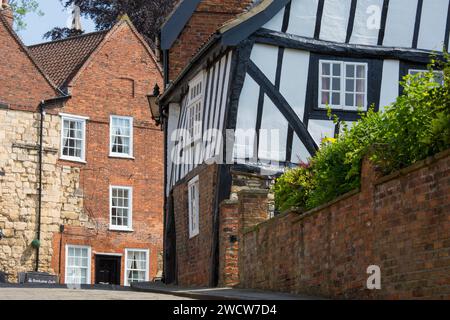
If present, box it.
[0,108,86,281]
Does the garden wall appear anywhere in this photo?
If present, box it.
[239,150,450,299]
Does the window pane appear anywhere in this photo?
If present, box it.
[332,93,340,105]
[356,65,365,78]
[346,93,354,106]
[356,79,365,92]
[332,63,341,76]
[321,92,330,105]
[356,94,365,106]
[322,63,330,75]
[346,64,355,77]
[322,77,330,90]
[332,78,340,90]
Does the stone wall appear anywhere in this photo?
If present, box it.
[0,108,85,281]
[238,151,450,299]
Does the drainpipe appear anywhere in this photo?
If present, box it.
[35,96,71,272]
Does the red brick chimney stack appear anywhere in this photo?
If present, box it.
[0,0,14,27]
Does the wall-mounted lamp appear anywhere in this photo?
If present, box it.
[147,84,161,126]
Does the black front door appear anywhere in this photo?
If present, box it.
[95,255,121,285]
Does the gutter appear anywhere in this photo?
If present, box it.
[35,95,71,272]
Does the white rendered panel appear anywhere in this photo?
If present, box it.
[250,43,279,84]
[340,121,357,135]
[308,119,335,146]
[279,49,310,121]
[287,0,320,38]
[263,7,285,31]
[319,0,352,43]
[166,103,180,193]
[234,75,260,159]
[258,95,288,162]
[215,52,233,158]
[383,0,418,48]
[379,59,400,112]
[417,0,450,51]
[350,0,384,45]
[291,135,311,164]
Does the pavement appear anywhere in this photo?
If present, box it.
[131,282,321,300]
[0,284,191,300]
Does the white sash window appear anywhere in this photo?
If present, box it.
[65,245,91,284]
[60,114,87,162]
[110,116,133,158]
[319,60,368,111]
[125,249,149,286]
[110,186,133,231]
[188,176,200,238]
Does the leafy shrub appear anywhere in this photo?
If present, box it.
[274,56,450,212]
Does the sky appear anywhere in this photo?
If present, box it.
[17,0,96,45]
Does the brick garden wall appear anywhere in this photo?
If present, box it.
[172,164,218,286]
[238,151,450,299]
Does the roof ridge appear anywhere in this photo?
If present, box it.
[28,29,110,48]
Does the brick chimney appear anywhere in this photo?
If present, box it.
[0,0,14,27]
[167,0,254,81]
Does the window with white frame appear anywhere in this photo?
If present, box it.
[186,73,203,142]
[110,116,133,157]
[60,114,87,162]
[409,69,444,85]
[110,186,132,231]
[188,176,200,238]
[65,245,91,284]
[125,249,149,286]
[319,60,368,111]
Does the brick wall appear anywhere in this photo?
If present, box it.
[172,164,218,286]
[238,150,450,299]
[50,23,164,285]
[168,0,253,81]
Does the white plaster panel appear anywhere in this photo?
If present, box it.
[279,49,310,121]
[350,0,384,45]
[287,0,320,38]
[383,0,418,48]
[258,96,288,162]
[417,0,450,51]
[308,119,335,146]
[379,59,400,112]
[250,43,279,84]
[319,0,352,43]
[291,135,311,164]
[263,7,285,32]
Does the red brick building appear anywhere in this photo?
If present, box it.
[0,0,164,286]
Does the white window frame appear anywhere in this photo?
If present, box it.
[318,60,369,111]
[408,69,444,85]
[186,72,204,142]
[124,248,149,286]
[109,115,134,159]
[64,244,91,285]
[60,113,88,163]
[109,185,133,231]
[188,175,200,238]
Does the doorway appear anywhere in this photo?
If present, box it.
[95,255,121,285]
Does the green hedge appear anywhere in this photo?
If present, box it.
[274,57,450,212]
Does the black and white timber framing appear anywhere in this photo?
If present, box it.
[162,0,449,189]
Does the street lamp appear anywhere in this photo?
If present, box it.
[147,84,161,126]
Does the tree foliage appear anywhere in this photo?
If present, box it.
[43,27,84,41]
[8,0,43,31]
[274,56,450,212]
[46,0,176,43]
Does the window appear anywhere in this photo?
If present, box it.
[409,69,444,85]
[319,60,368,111]
[60,114,87,162]
[110,186,132,231]
[125,249,149,286]
[186,73,203,141]
[110,116,133,158]
[65,245,91,284]
[188,176,199,238]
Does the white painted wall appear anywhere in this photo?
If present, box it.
[287,0,320,38]
[291,135,311,164]
[319,0,352,43]
[379,59,400,112]
[383,0,418,47]
[417,0,450,51]
[279,48,310,121]
[263,6,285,32]
[250,43,278,84]
[308,119,336,146]
[350,0,384,45]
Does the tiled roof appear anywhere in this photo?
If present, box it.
[28,30,108,88]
